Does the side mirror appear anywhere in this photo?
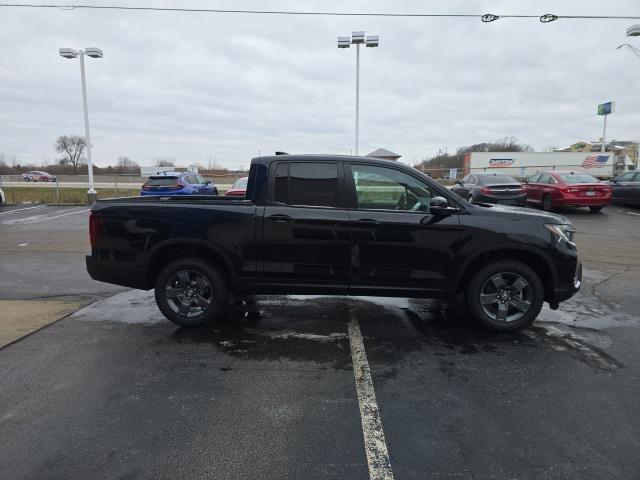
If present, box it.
[205,180,211,185]
[430,196,449,208]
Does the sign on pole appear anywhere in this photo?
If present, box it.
[597,101,614,152]
[597,102,615,116]
[449,168,457,180]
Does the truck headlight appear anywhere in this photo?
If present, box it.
[545,223,576,245]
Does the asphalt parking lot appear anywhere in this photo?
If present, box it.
[1,204,640,479]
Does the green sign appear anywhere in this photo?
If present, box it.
[598,102,614,115]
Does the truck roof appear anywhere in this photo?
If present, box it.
[250,154,404,168]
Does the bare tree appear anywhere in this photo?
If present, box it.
[55,135,87,174]
[414,137,533,172]
[116,156,139,172]
[155,157,175,167]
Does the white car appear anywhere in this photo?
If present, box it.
[0,187,5,205]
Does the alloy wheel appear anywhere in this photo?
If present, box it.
[165,269,213,318]
[479,272,533,322]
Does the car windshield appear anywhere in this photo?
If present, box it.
[147,176,179,186]
[232,178,248,189]
[559,173,598,184]
[477,175,517,185]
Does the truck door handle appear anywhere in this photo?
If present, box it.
[355,218,380,226]
[267,214,293,223]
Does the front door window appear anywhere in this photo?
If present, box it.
[350,164,434,213]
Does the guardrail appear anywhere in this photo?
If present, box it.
[0,173,238,204]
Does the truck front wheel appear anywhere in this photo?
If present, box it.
[466,260,544,331]
[154,258,229,327]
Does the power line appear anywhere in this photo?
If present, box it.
[1,3,640,22]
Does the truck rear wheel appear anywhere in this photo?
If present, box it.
[466,260,544,331]
[154,257,229,327]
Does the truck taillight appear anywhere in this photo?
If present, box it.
[89,213,103,248]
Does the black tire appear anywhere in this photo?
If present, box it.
[466,260,544,331]
[213,188,219,196]
[154,257,229,327]
[542,194,553,212]
[589,205,603,213]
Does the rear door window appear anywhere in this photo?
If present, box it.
[527,174,541,183]
[538,174,555,184]
[271,162,340,208]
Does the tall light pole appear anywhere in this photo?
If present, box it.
[338,31,379,156]
[619,24,640,169]
[59,47,103,203]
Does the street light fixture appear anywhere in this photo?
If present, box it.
[617,43,640,61]
[626,24,640,37]
[337,31,379,156]
[59,47,103,203]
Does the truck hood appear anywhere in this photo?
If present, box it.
[472,203,571,225]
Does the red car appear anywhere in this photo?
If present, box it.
[225,176,248,197]
[22,171,57,182]
[524,170,612,212]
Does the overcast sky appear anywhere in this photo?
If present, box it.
[1,0,639,169]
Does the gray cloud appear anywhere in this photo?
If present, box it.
[1,0,639,168]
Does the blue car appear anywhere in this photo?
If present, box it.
[141,172,218,196]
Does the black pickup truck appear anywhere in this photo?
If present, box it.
[87,154,581,330]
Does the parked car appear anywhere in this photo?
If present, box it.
[524,171,612,212]
[22,171,56,182]
[606,170,640,207]
[87,154,581,332]
[451,173,526,206]
[225,176,248,197]
[141,172,218,196]
[0,187,5,205]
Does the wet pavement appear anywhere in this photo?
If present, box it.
[1,205,639,479]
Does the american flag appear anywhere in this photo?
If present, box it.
[582,155,609,169]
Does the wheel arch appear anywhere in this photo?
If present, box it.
[143,238,235,289]
[455,246,557,303]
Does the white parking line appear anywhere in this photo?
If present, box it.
[348,312,395,480]
[22,208,90,224]
[0,205,47,215]
[627,211,640,216]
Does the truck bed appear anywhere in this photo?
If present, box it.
[95,195,253,206]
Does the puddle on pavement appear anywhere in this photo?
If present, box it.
[72,277,631,371]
